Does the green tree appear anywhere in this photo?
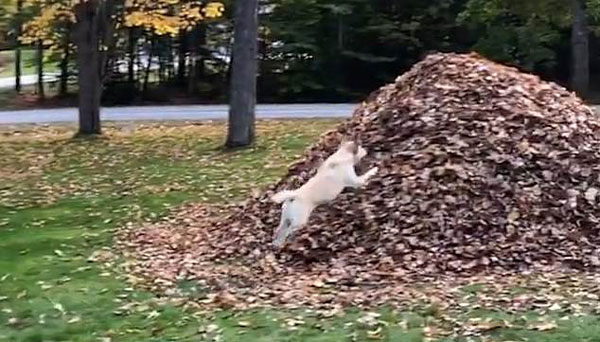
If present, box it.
[0,0,13,49]
[20,0,225,134]
[460,0,600,96]
[261,0,470,101]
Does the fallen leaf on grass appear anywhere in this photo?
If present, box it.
[88,250,115,263]
[285,318,305,327]
[58,276,72,284]
[200,324,220,333]
[237,321,251,327]
[68,316,81,324]
[367,327,383,339]
[41,284,53,290]
[465,318,509,334]
[311,279,325,288]
[549,303,562,311]
[423,325,451,338]
[529,321,557,331]
[52,301,66,315]
[146,310,160,320]
[357,312,381,327]
[71,266,92,273]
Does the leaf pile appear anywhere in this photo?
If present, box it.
[120,52,600,309]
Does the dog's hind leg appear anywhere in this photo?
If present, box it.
[272,199,314,248]
[277,203,313,247]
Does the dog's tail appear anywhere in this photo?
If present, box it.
[271,190,297,203]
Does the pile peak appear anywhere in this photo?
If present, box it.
[121,52,600,309]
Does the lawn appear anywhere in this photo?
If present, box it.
[0,49,58,78]
[1,120,600,342]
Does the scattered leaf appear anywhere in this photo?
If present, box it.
[529,321,557,331]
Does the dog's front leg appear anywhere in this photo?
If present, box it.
[346,166,378,188]
[273,218,293,248]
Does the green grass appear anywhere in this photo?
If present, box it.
[1,121,600,342]
[0,49,58,78]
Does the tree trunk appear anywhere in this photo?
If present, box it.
[74,0,102,135]
[128,28,136,84]
[225,49,233,87]
[226,0,259,148]
[187,27,198,94]
[167,36,175,81]
[187,53,195,93]
[177,29,187,85]
[187,25,207,94]
[59,37,70,97]
[97,0,116,84]
[143,38,155,96]
[196,25,207,81]
[571,0,589,97]
[36,41,45,100]
[158,56,165,83]
[15,0,22,93]
[337,15,344,50]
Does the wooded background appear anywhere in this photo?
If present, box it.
[1,0,600,105]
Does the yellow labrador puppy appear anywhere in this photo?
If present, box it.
[271,141,378,248]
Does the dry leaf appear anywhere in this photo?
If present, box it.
[530,321,557,331]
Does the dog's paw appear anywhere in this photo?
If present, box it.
[272,239,285,250]
[366,166,379,178]
[272,231,284,248]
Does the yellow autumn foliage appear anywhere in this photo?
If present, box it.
[203,2,225,18]
[124,11,181,36]
[123,0,225,35]
[21,0,225,47]
[20,3,74,45]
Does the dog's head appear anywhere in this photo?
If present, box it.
[340,140,367,164]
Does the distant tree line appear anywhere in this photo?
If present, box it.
[3,0,600,104]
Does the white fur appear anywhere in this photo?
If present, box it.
[271,141,378,248]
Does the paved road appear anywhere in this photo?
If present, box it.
[0,104,357,125]
[3,103,599,125]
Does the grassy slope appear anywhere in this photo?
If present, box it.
[1,121,600,342]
